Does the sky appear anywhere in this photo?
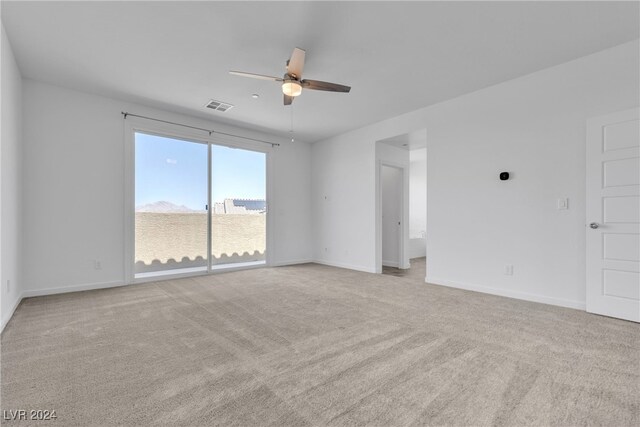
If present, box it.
[135,132,266,210]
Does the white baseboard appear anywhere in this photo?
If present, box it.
[21,280,126,298]
[1,292,24,334]
[17,260,314,300]
[313,259,377,274]
[3,280,125,333]
[269,258,313,267]
[426,277,586,311]
[382,260,399,268]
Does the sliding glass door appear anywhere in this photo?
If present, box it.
[134,133,208,276]
[134,131,267,278]
[211,145,266,267]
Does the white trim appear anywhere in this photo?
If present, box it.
[376,160,410,273]
[133,271,208,284]
[123,119,134,285]
[207,142,212,274]
[426,277,586,311]
[211,260,265,272]
[382,260,400,268]
[21,281,126,298]
[3,259,300,323]
[1,292,24,333]
[313,259,377,274]
[134,261,266,284]
[269,258,314,267]
[265,151,274,267]
[135,266,208,280]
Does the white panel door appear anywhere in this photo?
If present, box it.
[586,108,640,322]
[382,165,402,267]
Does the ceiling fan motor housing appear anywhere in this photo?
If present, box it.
[282,77,302,97]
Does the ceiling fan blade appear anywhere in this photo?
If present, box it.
[229,71,283,81]
[286,48,306,79]
[284,94,294,106]
[301,79,351,93]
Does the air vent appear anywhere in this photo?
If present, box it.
[205,99,234,112]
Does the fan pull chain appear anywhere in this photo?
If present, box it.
[290,102,295,143]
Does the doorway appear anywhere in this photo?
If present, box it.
[586,108,639,322]
[381,165,403,269]
[376,130,427,279]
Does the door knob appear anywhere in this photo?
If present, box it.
[589,222,599,229]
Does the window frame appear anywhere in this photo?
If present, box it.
[123,117,273,284]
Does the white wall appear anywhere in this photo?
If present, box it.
[409,148,427,259]
[21,80,312,295]
[409,148,427,238]
[312,39,640,309]
[1,23,23,330]
[9,38,640,315]
[311,129,377,272]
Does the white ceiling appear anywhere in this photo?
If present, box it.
[379,129,428,151]
[2,1,638,142]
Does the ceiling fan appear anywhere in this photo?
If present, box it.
[230,47,351,105]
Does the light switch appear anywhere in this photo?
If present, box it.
[557,198,569,210]
[504,264,513,276]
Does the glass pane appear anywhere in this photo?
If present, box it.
[211,145,266,266]
[135,132,208,276]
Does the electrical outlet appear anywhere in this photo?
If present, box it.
[504,264,514,276]
[557,198,569,210]
[6,280,10,293]
[94,260,102,270]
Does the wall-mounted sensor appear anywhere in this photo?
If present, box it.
[499,172,510,181]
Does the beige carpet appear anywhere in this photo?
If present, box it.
[1,261,638,426]
[382,257,427,280]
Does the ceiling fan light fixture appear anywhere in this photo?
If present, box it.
[230,47,350,105]
[282,80,302,97]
